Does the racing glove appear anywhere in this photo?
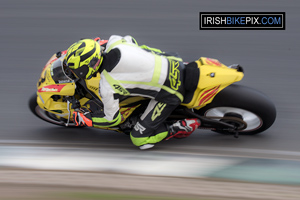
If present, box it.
[72,108,93,127]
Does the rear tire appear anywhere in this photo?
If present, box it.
[195,85,276,135]
[28,93,80,127]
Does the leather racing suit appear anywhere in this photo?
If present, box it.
[88,35,193,147]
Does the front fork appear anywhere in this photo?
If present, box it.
[65,96,81,127]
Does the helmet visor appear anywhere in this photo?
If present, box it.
[62,59,78,80]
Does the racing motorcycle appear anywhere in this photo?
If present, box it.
[29,38,276,138]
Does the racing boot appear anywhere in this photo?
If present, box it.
[166,118,201,140]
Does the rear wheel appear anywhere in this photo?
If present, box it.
[195,85,276,135]
[28,93,79,127]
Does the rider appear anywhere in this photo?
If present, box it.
[63,35,201,150]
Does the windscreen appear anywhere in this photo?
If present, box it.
[51,57,73,84]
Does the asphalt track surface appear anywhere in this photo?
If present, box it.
[0,0,300,156]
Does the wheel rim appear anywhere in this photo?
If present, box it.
[204,107,263,132]
[35,106,76,126]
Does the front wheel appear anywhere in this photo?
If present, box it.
[195,85,276,135]
[28,93,80,127]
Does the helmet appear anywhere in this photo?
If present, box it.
[63,39,102,79]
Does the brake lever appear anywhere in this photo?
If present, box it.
[65,100,71,127]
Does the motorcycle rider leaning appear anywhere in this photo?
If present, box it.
[63,35,201,150]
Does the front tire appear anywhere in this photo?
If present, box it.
[195,85,276,135]
[28,93,79,127]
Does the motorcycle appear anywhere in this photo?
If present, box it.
[29,38,276,138]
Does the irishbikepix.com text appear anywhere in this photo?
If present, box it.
[199,12,285,30]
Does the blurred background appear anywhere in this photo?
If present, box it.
[0,0,300,199]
